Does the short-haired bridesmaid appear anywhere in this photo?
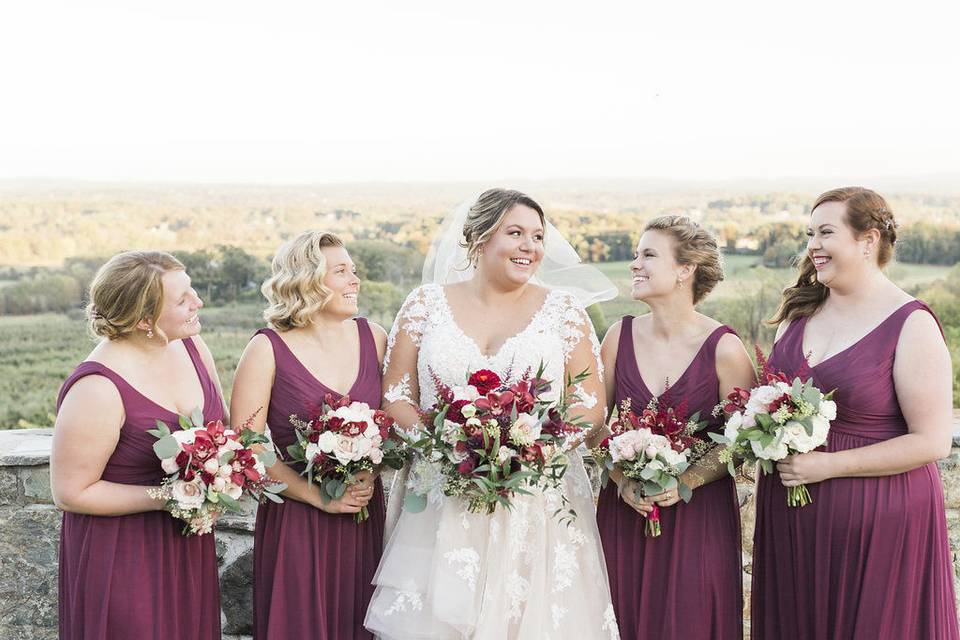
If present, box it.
[231,231,388,639]
[595,216,755,639]
[52,251,224,639]
[752,187,959,639]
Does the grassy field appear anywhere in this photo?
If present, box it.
[1,259,956,428]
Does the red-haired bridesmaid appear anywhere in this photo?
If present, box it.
[753,187,959,639]
[51,251,223,640]
[596,216,755,640]
[231,231,388,639]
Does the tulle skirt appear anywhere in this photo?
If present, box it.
[365,452,620,639]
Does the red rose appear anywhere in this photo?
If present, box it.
[457,457,477,475]
[468,369,502,395]
[446,399,471,424]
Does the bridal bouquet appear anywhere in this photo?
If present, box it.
[286,394,410,522]
[593,396,709,536]
[148,409,286,535]
[404,364,589,520]
[710,348,836,507]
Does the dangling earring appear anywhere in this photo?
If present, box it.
[146,328,154,339]
[676,277,684,289]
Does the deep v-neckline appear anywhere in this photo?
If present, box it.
[799,300,915,369]
[273,321,364,397]
[630,324,726,399]
[438,286,554,359]
[88,339,210,418]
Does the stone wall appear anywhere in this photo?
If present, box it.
[3,421,959,639]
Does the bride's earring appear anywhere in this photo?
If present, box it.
[146,328,154,339]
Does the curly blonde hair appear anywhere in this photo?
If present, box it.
[643,215,724,304]
[261,231,345,330]
[86,251,185,341]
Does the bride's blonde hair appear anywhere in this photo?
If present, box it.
[461,188,545,266]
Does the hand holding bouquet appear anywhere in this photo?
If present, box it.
[404,364,589,521]
[148,408,286,535]
[286,394,409,522]
[710,348,836,507]
[593,397,709,536]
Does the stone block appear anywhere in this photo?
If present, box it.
[0,467,20,506]
[21,465,52,503]
[0,504,61,639]
[220,547,255,636]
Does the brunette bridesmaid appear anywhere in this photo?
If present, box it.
[753,187,959,639]
[595,216,755,640]
[231,231,388,640]
[51,251,224,640]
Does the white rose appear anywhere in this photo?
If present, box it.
[819,399,837,421]
[497,445,515,464]
[333,434,361,465]
[212,476,227,491]
[225,483,243,500]
[810,415,830,446]
[509,413,541,446]
[452,385,481,402]
[746,385,783,416]
[171,429,196,446]
[781,421,817,453]
[723,412,743,442]
[742,411,757,428]
[355,437,373,459]
[170,478,205,510]
[203,458,220,474]
[304,442,321,461]
[217,464,233,478]
[750,432,789,461]
[661,447,688,468]
[442,419,462,444]
[370,447,384,465]
[160,457,180,474]
[317,431,338,454]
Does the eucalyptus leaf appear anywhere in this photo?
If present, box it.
[178,415,193,430]
[678,483,693,503]
[258,450,278,467]
[190,408,205,428]
[404,492,428,513]
[152,436,180,460]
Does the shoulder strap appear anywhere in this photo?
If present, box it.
[56,361,127,412]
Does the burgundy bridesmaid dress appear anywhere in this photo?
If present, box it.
[752,300,959,639]
[252,318,385,640]
[597,316,744,640]
[56,337,222,640]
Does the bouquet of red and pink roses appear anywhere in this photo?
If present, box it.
[593,396,710,536]
[148,409,286,535]
[286,394,410,522]
[710,348,835,507]
[403,364,589,520]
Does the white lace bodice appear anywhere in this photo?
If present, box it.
[384,283,603,412]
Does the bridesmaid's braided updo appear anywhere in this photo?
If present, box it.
[643,215,725,304]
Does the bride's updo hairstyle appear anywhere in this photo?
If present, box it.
[769,187,898,324]
[461,188,546,267]
[643,215,724,304]
[86,251,185,341]
[262,230,345,331]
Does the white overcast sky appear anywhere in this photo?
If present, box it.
[0,0,957,184]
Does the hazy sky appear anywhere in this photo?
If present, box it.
[1,1,958,183]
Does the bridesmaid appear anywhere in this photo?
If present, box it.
[51,251,223,640]
[231,230,388,640]
[752,187,959,638]
[595,216,755,640]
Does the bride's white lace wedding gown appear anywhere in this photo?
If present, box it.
[365,283,620,640]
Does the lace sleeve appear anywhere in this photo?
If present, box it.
[382,286,434,431]
[556,293,605,417]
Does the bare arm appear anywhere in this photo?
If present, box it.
[51,376,166,516]
[229,334,369,514]
[778,310,954,485]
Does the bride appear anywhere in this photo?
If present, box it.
[365,189,621,639]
